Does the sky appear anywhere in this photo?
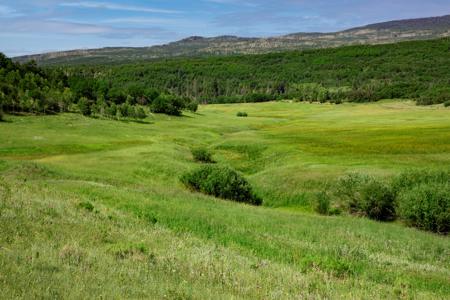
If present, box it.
[0,0,449,57]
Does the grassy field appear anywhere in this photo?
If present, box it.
[1,100,449,298]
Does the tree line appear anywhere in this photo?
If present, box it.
[0,53,198,120]
[1,38,449,120]
[64,38,450,106]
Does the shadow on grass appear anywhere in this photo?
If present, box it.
[8,111,58,116]
[117,119,154,125]
[88,115,154,124]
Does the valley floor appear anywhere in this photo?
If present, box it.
[1,101,449,298]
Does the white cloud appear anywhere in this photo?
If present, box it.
[0,4,24,17]
[96,16,207,28]
[0,5,14,14]
[60,1,181,14]
[0,18,172,39]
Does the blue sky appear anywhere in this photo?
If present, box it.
[1,0,449,56]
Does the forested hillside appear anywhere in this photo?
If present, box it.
[67,38,450,106]
[0,53,69,115]
[1,38,450,120]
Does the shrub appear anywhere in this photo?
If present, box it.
[135,107,147,120]
[393,169,450,233]
[186,101,198,112]
[314,192,331,215]
[416,96,434,106]
[360,181,396,221]
[237,112,248,117]
[243,93,274,103]
[335,173,395,221]
[416,90,450,106]
[436,92,450,105]
[78,97,92,116]
[397,183,450,234]
[118,103,131,118]
[0,109,4,121]
[191,147,214,163]
[151,94,185,116]
[151,95,170,114]
[126,104,136,118]
[335,173,371,213]
[444,100,450,107]
[181,165,262,205]
[105,103,117,119]
[392,169,450,191]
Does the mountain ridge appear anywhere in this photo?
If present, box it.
[13,14,450,65]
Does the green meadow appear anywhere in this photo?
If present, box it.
[1,100,449,298]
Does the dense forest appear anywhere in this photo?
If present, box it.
[0,52,194,119]
[0,53,68,115]
[1,38,450,119]
[65,38,450,106]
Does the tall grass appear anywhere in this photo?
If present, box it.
[1,101,450,297]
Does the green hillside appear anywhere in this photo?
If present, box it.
[2,38,450,121]
[67,38,450,105]
[1,101,449,298]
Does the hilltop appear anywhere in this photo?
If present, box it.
[14,14,450,65]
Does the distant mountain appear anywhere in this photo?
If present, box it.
[13,14,450,65]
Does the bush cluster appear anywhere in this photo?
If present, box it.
[335,174,396,221]
[417,90,450,106]
[359,181,396,221]
[333,170,449,233]
[181,165,262,205]
[398,183,449,233]
[186,101,199,112]
[237,112,248,117]
[393,170,449,234]
[444,100,450,107]
[150,94,185,116]
[191,148,214,163]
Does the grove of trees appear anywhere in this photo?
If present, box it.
[1,38,449,119]
[0,53,197,119]
[64,38,450,105]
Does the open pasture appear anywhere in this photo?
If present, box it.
[1,101,449,298]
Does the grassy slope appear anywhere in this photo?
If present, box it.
[1,101,449,298]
